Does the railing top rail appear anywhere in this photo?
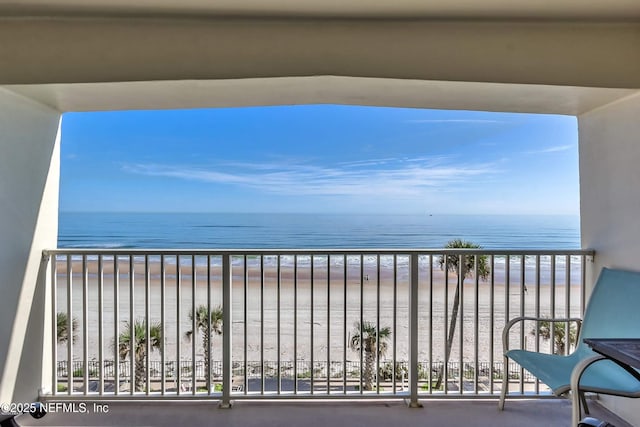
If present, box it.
[43,248,595,256]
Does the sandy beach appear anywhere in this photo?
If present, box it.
[54,255,584,375]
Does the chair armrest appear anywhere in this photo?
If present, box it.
[502,316,583,354]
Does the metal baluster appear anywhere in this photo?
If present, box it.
[311,255,315,395]
[67,256,73,395]
[191,255,196,394]
[359,255,363,395]
[565,255,571,355]
[343,254,347,395]
[474,255,480,394]
[206,255,212,394]
[408,252,420,407]
[82,255,89,395]
[50,254,58,395]
[220,254,232,408]
[176,255,181,395]
[278,255,282,395]
[550,256,556,356]
[97,255,104,395]
[327,255,331,395]
[145,255,151,395]
[458,254,464,395]
[443,254,449,394]
[393,255,398,395]
[376,254,381,395]
[520,255,525,394]
[581,255,588,316]
[114,256,119,396]
[428,254,433,395]
[244,255,248,395]
[160,255,166,395]
[261,255,265,395]
[535,255,541,394]
[489,255,495,394]
[293,255,298,395]
[129,255,135,395]
[504,255,510,395]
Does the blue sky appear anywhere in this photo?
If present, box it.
[59,105,579,215]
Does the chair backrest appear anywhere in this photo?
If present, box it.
[577,267,640,353]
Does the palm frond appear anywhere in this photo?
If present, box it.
[56,312,78,344]
[437,239,490,280]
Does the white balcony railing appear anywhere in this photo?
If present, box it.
[43,248,593,406]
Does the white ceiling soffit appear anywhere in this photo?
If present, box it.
[4,77,637,115]
[1,0,640,20]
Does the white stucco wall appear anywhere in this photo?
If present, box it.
[0,89,61,403]
[578,90,640,426]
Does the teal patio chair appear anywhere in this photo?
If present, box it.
[499,267,640,425]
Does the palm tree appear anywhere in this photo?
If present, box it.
[185,305,223,386]
[349,321,391,391]
[118,320,162,392]
[436,239,490,389]
[56,311,78,344]
[531,319,577,355]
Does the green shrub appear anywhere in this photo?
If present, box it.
[297,370,311,379]
[378,362,408,381]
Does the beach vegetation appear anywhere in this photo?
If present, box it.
[331,368,343,378]
[185,305,223,387]
[117,320,163,392]
[349,321,391,391]
[531,318,577,355]
[297,370,311,379]
[56,311,78,344]
[436,239,490,389]
[378,362,408,381]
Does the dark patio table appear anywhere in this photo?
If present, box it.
[576,339,640,427]
[583,338,640,381]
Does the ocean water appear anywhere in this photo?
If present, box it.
[58,212,581,249]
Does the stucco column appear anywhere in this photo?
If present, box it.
[0,88,61,403]
[578,90,640,426]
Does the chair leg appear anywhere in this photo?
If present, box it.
[572,389,583,426]
[571,355,606,427]
[580,391,590,415]
[498,356,508,410]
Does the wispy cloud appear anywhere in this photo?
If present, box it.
[337,158,398,168]
[526,144,575,154]
[406,119,503,124]
[123,157,498,197]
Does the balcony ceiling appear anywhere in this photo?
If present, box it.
[2,0,640,20]
[1,1,639,115]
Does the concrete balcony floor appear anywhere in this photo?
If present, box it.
[18,398,632,427]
